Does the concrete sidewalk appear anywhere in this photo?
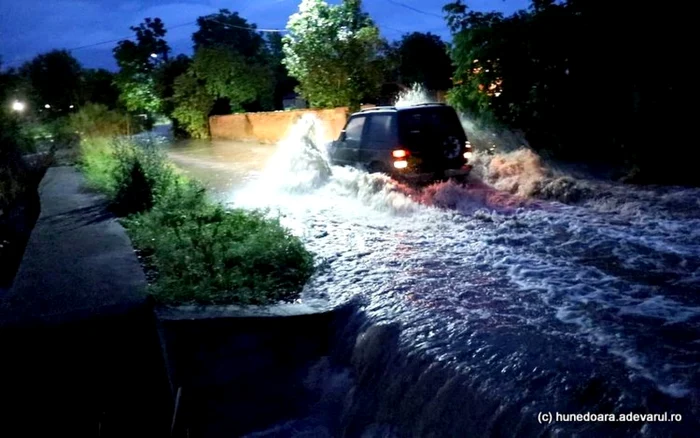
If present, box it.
[0,166,147,326]
[0,167,170,437]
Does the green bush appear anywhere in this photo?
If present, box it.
[110,141,178,216]
[124,182,315,305]
[69,103,128,138]
[79,137,178,215]
[78,136,315,305]
[78,137,120,194]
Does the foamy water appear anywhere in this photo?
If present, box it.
[165,103,700,436]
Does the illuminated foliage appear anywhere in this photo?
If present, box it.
[283,0,385,111]
[171,72,215,139]
[113,18,170,117]
[191,46,274,113]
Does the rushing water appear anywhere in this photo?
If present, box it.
[163,111,700,436]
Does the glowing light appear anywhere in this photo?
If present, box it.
[11,100,25,112]
[69,105,74,109]
[44,104,51,109]
[394,160,408,169]
[150,53,158,58]
[392,149,408,158]
[464,152,474,161]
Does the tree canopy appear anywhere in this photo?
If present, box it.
[388,32,453,92]
[283,0,386,111]
[169,10,278,137]
[19,50,83,116]
[444,0,691,184]
[193,9,266,60]
[113,18,170,116]
[191,46,273,113]
[82,69,120,109]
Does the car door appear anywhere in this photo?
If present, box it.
[359,113,396,169]
[331,115,366,166]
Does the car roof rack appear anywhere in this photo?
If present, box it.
[410,102,447,107]
[357,102,447,113]
[359,106,396,112]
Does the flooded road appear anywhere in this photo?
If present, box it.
[164,120,700,437]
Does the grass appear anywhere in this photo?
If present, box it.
[78,136,315,305]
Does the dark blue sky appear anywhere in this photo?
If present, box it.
[0,0,529,71]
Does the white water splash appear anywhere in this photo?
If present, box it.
[253,114,332,194]
[394,83,435,108]
[170,106,700,430]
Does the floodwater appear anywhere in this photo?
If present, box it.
[162,116,700,437]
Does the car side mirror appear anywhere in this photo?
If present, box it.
[338,131,347,142]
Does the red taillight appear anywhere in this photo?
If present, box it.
[392,149,409,158]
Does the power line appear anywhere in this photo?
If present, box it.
[67,21,198,52]
[199,15,287,33]
[2,17,286,68]
[385,0,444,19]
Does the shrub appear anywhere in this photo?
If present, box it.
[123,180,315,305]
[68,103,128,138]
[110,141,178,216]
[78,136,315,304]
[78,137,120,194]
[79,137,178,215]
[171,72,214,139]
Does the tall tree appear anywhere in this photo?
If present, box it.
[191,10,275,112]
[444,0,692,184]
[191,46,273,113]
[389,32,454,92]
[113,18,170,117]
[193,9,265,60]
[19,50,82,116]
[81,69,119,109]
[283,0,386,111]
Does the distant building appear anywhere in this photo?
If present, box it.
[282,93,308,110]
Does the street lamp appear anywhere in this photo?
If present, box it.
[11,100,25,112]
[150,53,158,59]
[44,104,51,109]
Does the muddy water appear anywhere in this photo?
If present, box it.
[164,120,700,437]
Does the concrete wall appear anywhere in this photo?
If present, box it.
[157,302,359,436]
[210,107,350,144]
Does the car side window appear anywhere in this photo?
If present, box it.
[365,114,394,149]
[344,116,366,143]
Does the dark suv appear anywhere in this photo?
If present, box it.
[329,103,473,183]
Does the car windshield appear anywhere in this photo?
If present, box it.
[398,107,466,151]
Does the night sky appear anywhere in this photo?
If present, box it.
[0,0,529,71]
